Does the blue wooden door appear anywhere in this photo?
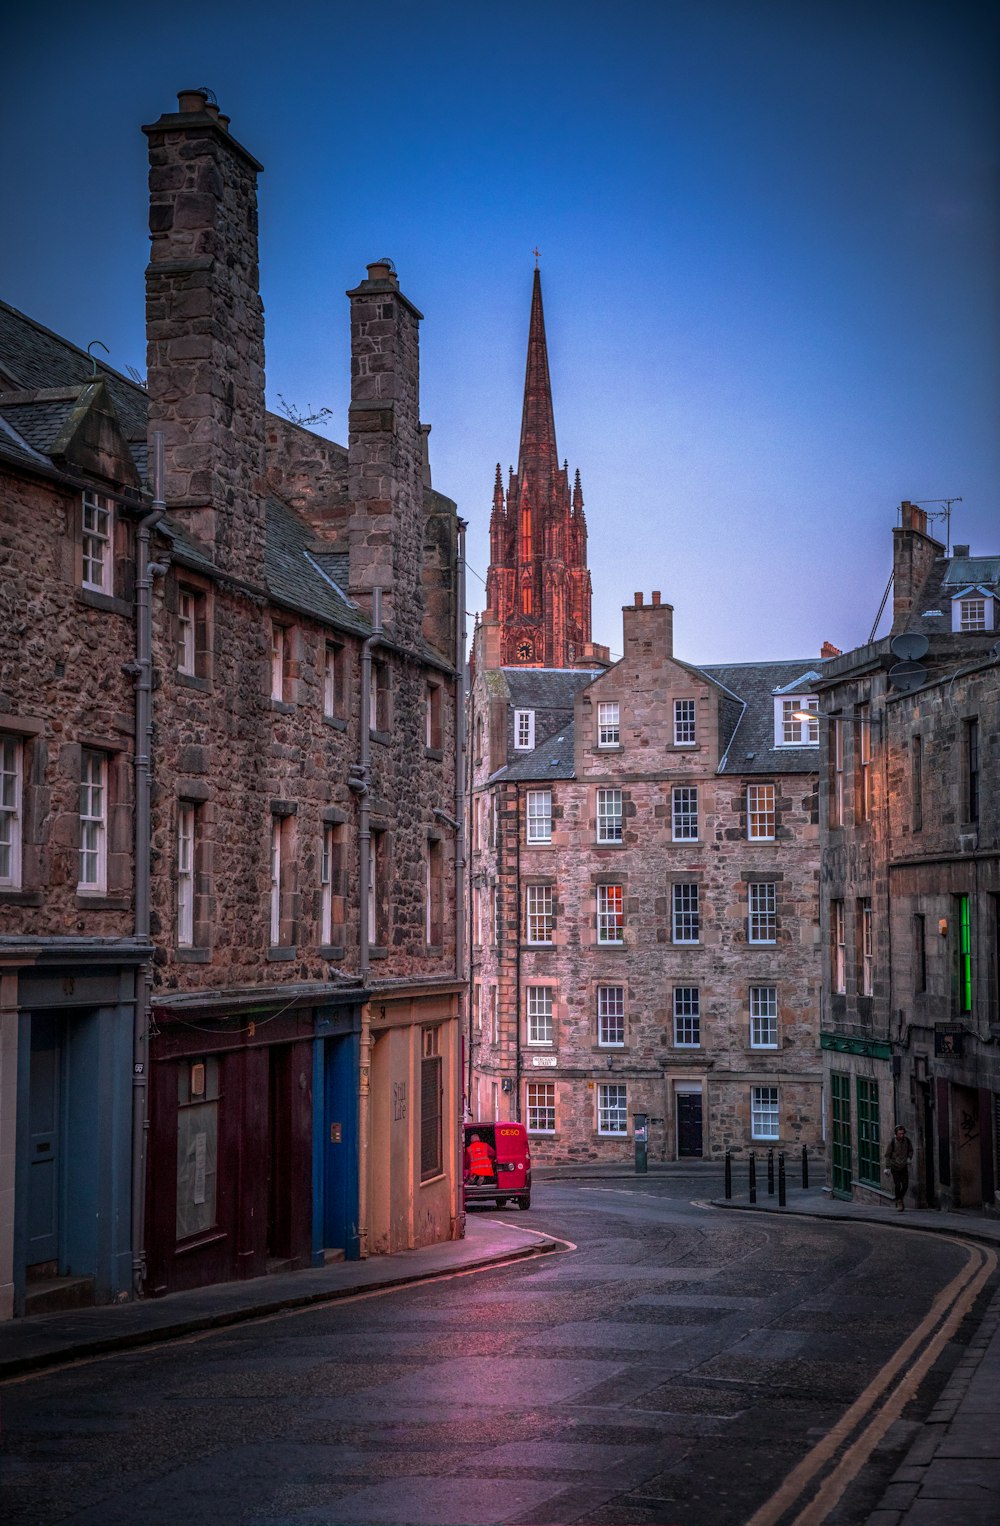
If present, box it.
[28,1015,61,1268]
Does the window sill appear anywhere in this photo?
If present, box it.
[318,944,346,961]
[176,946,212,963]
[419,1172,446,1187]
[266,946,296,962]
[176,671,213,693]
[424,945,443,957]
[594,840,625,849]
[323,715,348,732]
[76,588,130,616]
[424,746,444,762]
[595,745,623,754]
[174,1229,226,1258]
[368,945,389,961]
[75,893,130,911]
[270,699,295,715]
[369,728,391,746]
[0,888,43,906]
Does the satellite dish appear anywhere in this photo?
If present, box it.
[887,660,927,693]
[890,632,929,661]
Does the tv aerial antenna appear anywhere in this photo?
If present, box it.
[910,496,962,555]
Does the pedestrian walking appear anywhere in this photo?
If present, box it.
[884,1124,913,1211]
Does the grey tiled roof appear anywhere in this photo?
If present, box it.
[502,722,578,781]
[0,300,148,442]
[502,667,602,708]
[0,412,49,470]
[700,659,827,775]
[265,498,369,637]
[906,554,1000,636]
[0,398,77,455]
[309,550,351,594]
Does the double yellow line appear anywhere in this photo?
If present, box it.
[748,1236,996,1526]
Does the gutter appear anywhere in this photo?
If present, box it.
[130,431,167,1297]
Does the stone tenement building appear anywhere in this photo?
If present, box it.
[818,503,999,1211]
[0,90,465,1319]
[469,273,826,1161]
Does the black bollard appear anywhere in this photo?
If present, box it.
[749,1150,757,1204]
[802,1144,809,1190]
[767,1148,775,1196]
[725,1149,732,1200]
[778,1151,786,1207]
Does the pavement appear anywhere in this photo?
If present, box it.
[1,1165,998,1524]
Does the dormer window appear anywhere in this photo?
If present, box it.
[775,695,818,747]
[514,709,535,751]
[952,590,994,633]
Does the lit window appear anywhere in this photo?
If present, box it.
[673,699,696,746]
[81,490,113,592]
[750,986,778,1048]
[597,702,620,748]
[672,882,699,943]
[747,783,775,840]
[748,882,777,944]
[596,787,623,843]
[527,1081,555,1133]
[673,987,700,1047]
[525,884,553,944]
[597,985,624,1046]
[751,1085,779,1140]
[514,709,535,751]
[598,1082,627,1135]
[777,696,819,746]
[78,750,107,892]
[672,786,698,841]
[526,987,553,1045]
[0,736,23,889]
[597,883,624,944]
[526,789,552,843]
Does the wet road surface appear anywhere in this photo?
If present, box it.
[1,1177,992,1525]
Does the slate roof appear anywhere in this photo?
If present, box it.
[0,397,78,455]
[265,498,369,637]
[502,667,602,709]
[502,722,578,781]
[905,554,1000,636]
[0,300,148,441]
[700,658,828,775]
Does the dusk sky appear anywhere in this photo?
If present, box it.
[4,1,997,663]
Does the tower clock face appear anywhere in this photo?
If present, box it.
[516,640,533,661]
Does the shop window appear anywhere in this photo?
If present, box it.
[176,1057,220,1240]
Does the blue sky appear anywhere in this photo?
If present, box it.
[4,0,997,662]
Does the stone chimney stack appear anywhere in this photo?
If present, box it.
[346,260,425,645]
[143,90,267,579]
[622,591,674,661]
[892,500,944,634]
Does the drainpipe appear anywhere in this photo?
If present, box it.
[350,588,382,1259]
[131,431,167,1296]
[453,521,468,987]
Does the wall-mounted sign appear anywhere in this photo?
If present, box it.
[531,1055,558,1067]
[934,1025,965,1057]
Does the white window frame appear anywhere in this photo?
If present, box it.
[750,986,778,1048]
[747,783,775,840]
[177,589,197,676]
[81,490,114,593]
[596,786,623,843]
[597,701,620,748]
[270,622,286,702]
[597,1082,628,1135]
[861,900,874,996]
[673,986,701,1047]
[0,735,23,889]
[526,789,552,844]
[526,1081,556,1134]
[597,985,625,1047]
[78,750,107,893]
[751,1085,780,1140]
[177,803,195,946]
[671,785,698,841]
[832,717,845,828]
[525,884,553,945]
[514,709,535,751]
[775,695,819,747]
[526,986,553,1046]
[597,883,624,944]
[321,824,334,944]
[748,882,777,944]
[270,816,283,945]
[832,898,846,993]
[952,592,993,633]
[672,882,700,944]
[673,698,697,747]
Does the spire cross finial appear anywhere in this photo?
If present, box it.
[533,246,540,268]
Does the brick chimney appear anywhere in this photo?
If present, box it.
[622,590,673,660]
[892,501,945,633]
[345,260,425,645]
[143,90,267,579]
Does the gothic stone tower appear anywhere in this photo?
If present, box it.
[485,269,593,668]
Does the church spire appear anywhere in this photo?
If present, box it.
[517,267,559,491]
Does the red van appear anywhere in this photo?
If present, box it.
[463,1122,532,1210]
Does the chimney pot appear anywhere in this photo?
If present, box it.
[634,592,644,607]
[953,544,970,558]
[366,260,397,286]
[177,88,209,113]
[651,590,661,606]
